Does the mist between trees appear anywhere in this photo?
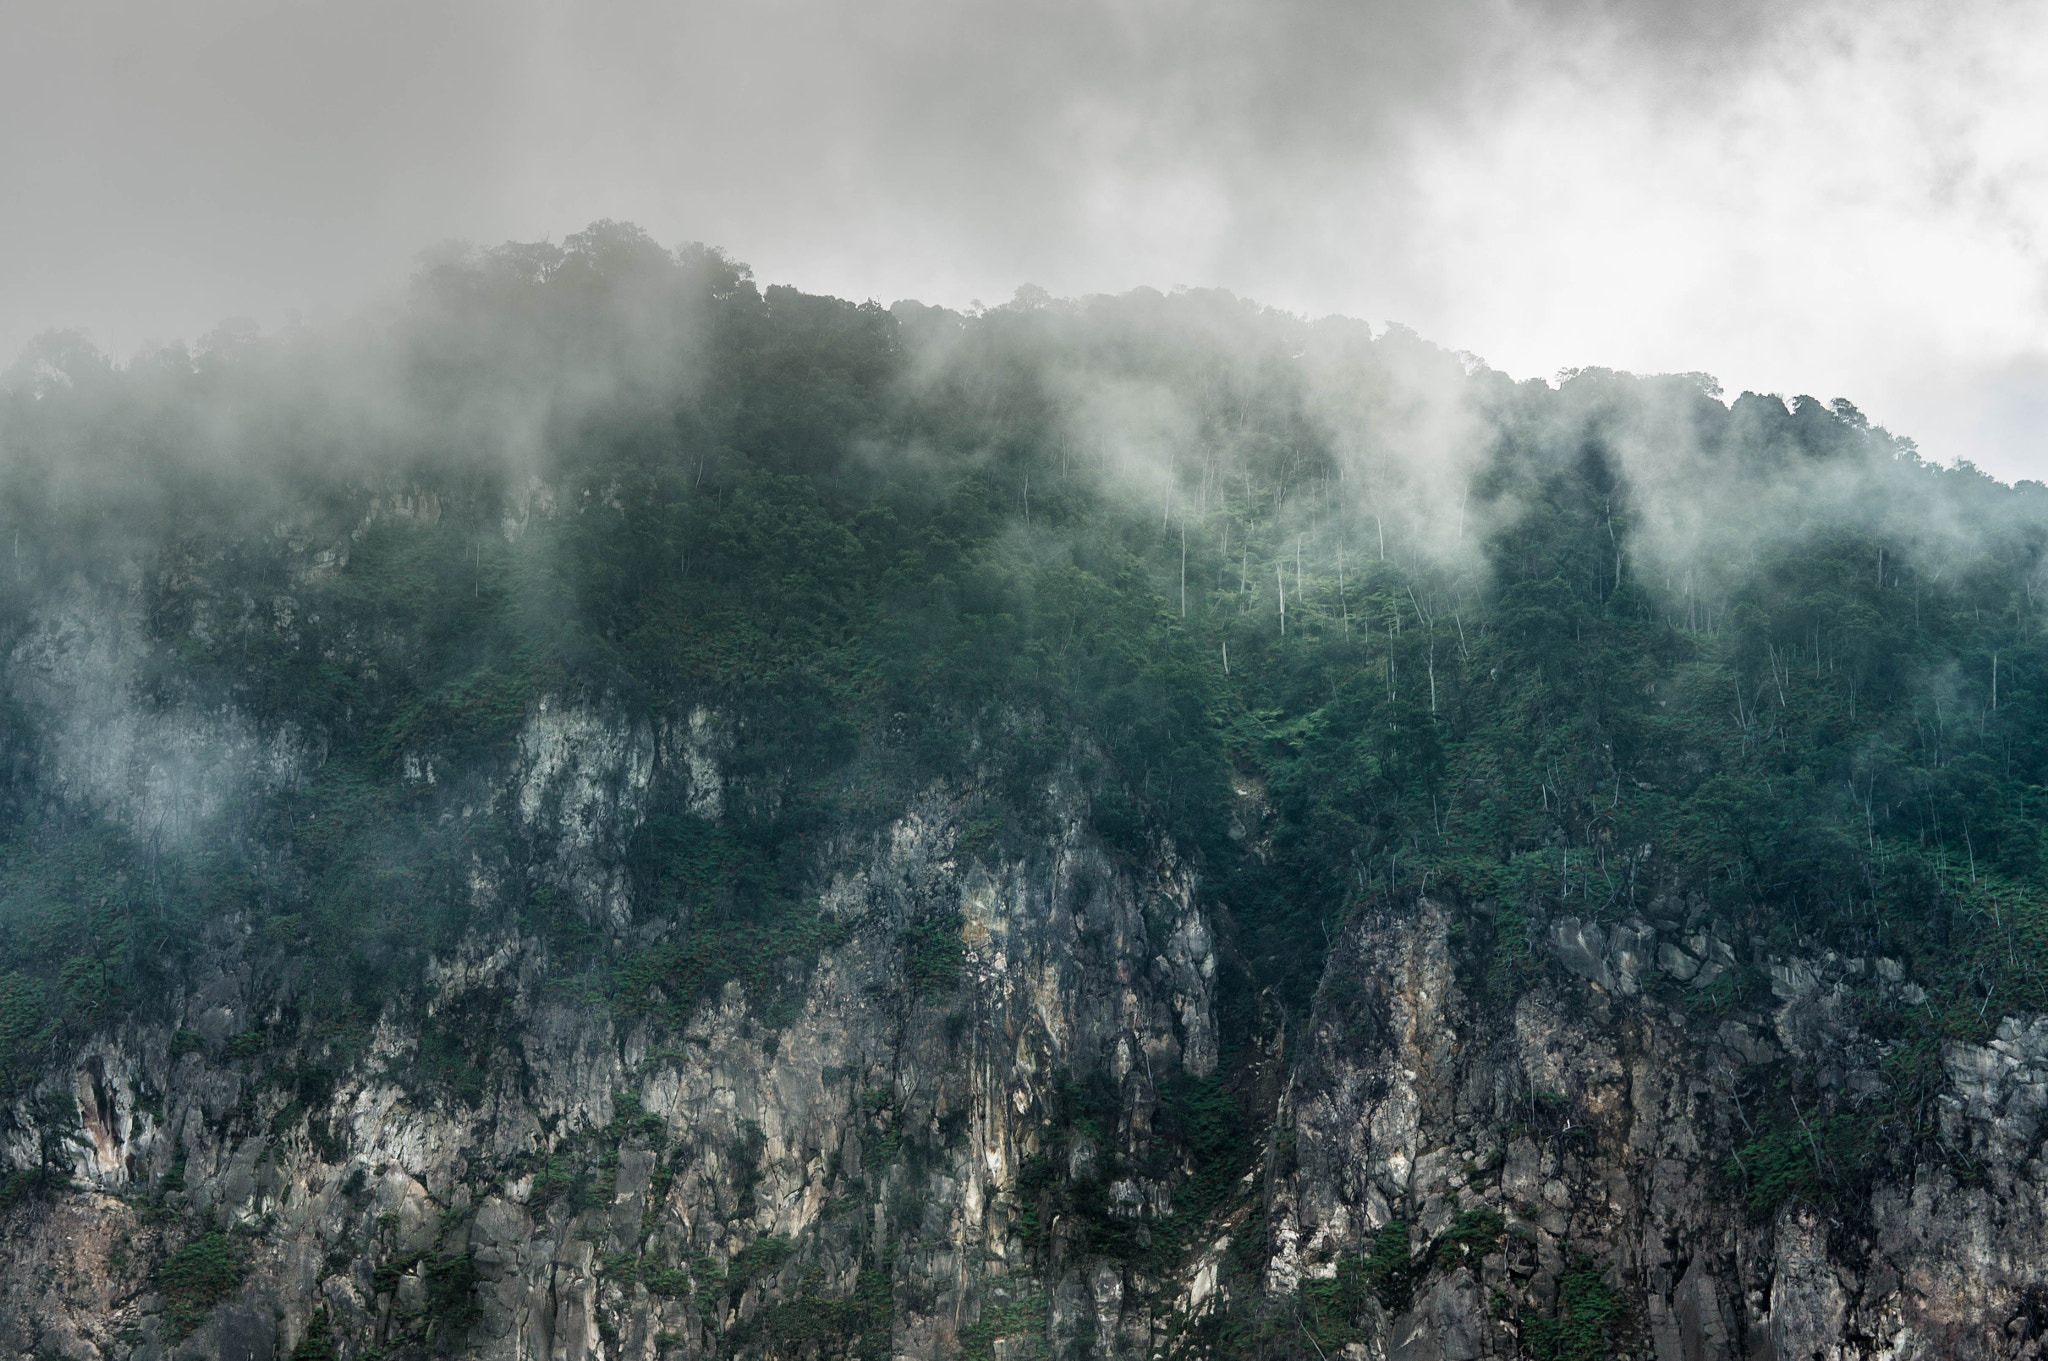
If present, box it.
[2,219,2045,1126]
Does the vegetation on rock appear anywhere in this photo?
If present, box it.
[4,221,2047,1353]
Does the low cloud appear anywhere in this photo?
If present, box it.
[1,0,2042,478]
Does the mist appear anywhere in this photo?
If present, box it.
[4,0,2043,476]
[6,230,2028,634]
[6,9,2048,1344]
[7,219,2048,1359]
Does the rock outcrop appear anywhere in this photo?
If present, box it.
[4,558,2046,1361]
[0,693,1223,1361]
[1262,895,2048,1361]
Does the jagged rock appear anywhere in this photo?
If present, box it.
[1550,916,1614,992]
[4,689,2047,1358]
[0,698,1222,1360]
[1660,942,1703,982]
[1387,1269,1484,1361]
[1265,898,2048,1360]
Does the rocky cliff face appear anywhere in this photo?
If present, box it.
[1259,896,2048,1361]
[0,670,1225,1361]
[3,553,2047,1361]
[10,695,2048,1361]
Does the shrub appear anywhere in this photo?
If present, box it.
[289,1309,339,1361]
[1435,1206,1505,1269]
[159,1232,245,1340]
[1516,1257,1626,1361]
[426,1252,481,1333]
[901,922,966,997]
[1723,1112,1873,1217]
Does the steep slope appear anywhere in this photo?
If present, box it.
[0,688,1222,1360]
[1261,895,2048,1361]
[4,225,2048,1360]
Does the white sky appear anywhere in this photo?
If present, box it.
[3,0,2044,476]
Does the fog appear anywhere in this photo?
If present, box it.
[2,0,2043,476]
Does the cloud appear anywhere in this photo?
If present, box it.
[2,0,2042,475]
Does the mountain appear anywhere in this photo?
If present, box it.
[3,222,2046,1360]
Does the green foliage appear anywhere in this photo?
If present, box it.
[288,1309,339,1361]
[731,1260,895,1361]
[1683,968,1757,1019]
[1724,1112,1875,1217]
[1011,1073,1124,1256]
[407,991,508,1108]
[0,1163,63,1210]
[158,1232,245,1340]
[1293,1220,1416,1352]
[371,1250,424,1295]
[1144,1072,1253,1258]
[0,263,2026,1060]
[727,1234,794,1285]
[1482,906,1540,1006]
[1010,1066,1254,1286]
[0,826,181,1092]
[1360,1219,1415,1310]
[10,232,2048,1361]
[1296,1268,1372,1352]
[526,1153,605,1214]
[641,1262,694,1296]
[955,813,1005,862]
[425,1252,481,1333]
[731,1119,768,1209]
[0,972,52,1071]
[616,908,850,1028]
[900,922,966,997]
[627,812,785,923]
[959,1291,1048,1361]
[1515,1257,1628,1361]
[606,1090,668,1144]
[1435,1206,1506,1269]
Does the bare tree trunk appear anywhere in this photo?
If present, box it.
[1337,546,1349,638]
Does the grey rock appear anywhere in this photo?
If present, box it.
[1551,917,1615,991]
[1387,1270,1484,1361]
[5,604,2048,1361]
[1660,942,1703,981]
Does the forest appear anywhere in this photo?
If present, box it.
[3,221,2046,1355]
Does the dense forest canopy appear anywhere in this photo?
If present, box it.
[4,220,2047,1217]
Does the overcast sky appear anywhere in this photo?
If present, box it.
[3,0,2044,477]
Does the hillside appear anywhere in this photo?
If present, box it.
[3,222,2047,1360]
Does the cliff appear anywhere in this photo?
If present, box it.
[8,687,2046,1360]
[5,230,2048,1359]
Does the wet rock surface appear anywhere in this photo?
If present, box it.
[1258,896,2048,1361]
[1,696,1222,1360]
[2,697,2045,1359]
